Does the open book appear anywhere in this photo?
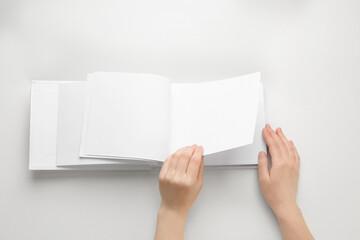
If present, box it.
[29,72,266,170]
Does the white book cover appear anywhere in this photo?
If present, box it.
[29,73,266,170]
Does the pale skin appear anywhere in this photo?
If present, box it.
[155,124,314,240]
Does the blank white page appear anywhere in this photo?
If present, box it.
[204,83,266,166]
[170,72,260,155]
[57,82,159,167]
[80,72,171,161]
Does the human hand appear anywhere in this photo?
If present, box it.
[155,145,204,240]
[258,124,313,240]
[158,145,204,216]
[258,124,300,217]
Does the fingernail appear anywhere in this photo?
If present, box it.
[265,123,271,129]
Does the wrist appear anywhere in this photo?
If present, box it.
[155,203,188,240]
[158,203,188,221]
[273,203,301,222]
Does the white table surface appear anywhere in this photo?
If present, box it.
[1,0,359,239]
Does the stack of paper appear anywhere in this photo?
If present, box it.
[29,72,266,170]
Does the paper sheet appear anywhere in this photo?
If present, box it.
[80,72,171,161]
[170,73,260,155]
[204,83,266,165]
[56,82,161,166]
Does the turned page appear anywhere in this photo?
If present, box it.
[170,73,260,155]
[57,82,159,167]
[80,72,171,161]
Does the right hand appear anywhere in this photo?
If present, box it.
[158,145,204,216]
[155,145,204,240]
[258,124,300,217]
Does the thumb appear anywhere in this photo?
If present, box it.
[258,151,269,183]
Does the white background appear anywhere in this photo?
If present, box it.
[1,0,359,239]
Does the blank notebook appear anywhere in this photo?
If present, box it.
[29,72,266,170]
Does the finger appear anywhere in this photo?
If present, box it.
[177,145,196,173]
[276,127,294,159]
[159,156,170,179]
[265,124,289,164]
[258,151,270,183]
[289,140,300,167]
[197,156,204,183]
[262,124,281,159]
[167,147,184,172]
[187,145,204,179]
